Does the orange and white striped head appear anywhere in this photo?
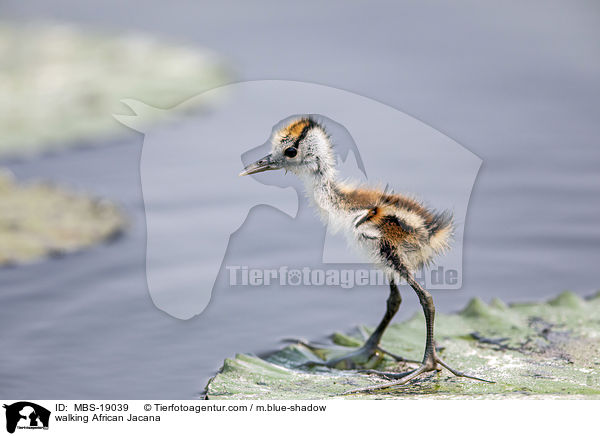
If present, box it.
[239,117,336,178]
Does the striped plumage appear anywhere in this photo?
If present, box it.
[332,184,454,273]
[240,116,492,391]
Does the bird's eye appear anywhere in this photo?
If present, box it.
[284,147,297,158]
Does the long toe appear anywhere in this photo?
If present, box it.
[294,344,385,370]
[356,369,416,379]
[435,356,495,383]
[376,346,420,364]
[343,365,432,395]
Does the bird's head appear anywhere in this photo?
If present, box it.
[239,117,336,178]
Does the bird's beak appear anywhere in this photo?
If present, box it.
[239,154,282,176]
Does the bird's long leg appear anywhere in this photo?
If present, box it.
[301,279,416,369]
[344,267,493,394]
[363,279,402,350]
[402,273,493,382]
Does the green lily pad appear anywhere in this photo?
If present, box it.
[0,171,126,266]
[205,291,600,399]
[0,23,230,157]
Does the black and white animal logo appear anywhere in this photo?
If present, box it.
[3,402,50,434]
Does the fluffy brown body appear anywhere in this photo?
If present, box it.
[334,184,453,272]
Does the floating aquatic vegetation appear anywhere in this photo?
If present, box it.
[0,171,126,265]
[0,23,230,157]
[206,291,600,399]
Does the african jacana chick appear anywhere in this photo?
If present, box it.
[240,117,492,392]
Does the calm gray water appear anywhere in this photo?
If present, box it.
[1,1,599,398]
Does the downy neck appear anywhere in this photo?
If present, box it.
[298,167,341,215]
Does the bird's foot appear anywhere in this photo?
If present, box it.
[343,353,494,395]
[297,340,417,370]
